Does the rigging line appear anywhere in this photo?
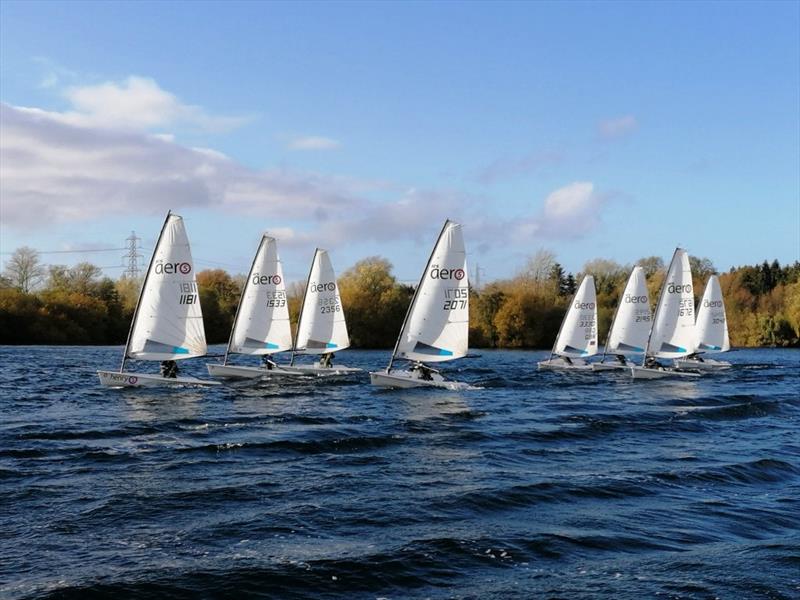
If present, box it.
[0,247,127,255]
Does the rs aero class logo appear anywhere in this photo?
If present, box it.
[667,283,692,294]
[574,301,595,309]
[310,281,336,292]
[430,264,465,280]
[252,273,282,285]
[155,261,191,275]
[624,294,648,303]
[703,299,723,308]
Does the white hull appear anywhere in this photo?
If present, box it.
[674,357,731,371]
[538,357,594,371]
[98,370,220,388]
[630,366,702,380]
[281,364,362,376]
[591,361,630,372]
[369,369,470,390]
[206,363,297,379]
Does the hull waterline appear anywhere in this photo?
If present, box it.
[369,370,470,390]
[630,366,702,380]
[98,370,220,388]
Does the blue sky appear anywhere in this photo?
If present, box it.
[1,1,798,283]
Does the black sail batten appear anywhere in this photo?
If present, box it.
[387,219,452,373]
[120,210,173,373]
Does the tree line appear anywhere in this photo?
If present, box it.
[1,246,798,348]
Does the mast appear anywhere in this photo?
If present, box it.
[291,248,319,366]
[222,234,266,366]
[599,267,634,364]
[119,210,172,373]
[387,219,452,373]
[641,248,680,366]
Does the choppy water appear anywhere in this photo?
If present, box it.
[1,346,798,599]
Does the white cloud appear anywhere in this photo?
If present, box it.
[47,76,249,132]
[288,136,341,151]
[597,115,638,140]
[0,98,613,264]
[509,181,611,240]
[0,103,363,228]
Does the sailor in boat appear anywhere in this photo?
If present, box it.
[262,356,275,370]
[615,354,627,365]
[160,360,178,379]
[645,356,663,370]
[563,356,573,366]
[320,352,334,368]
[409,363,435,381]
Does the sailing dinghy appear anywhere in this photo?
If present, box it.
[631,248,702,379]
[592,266,651,371]
[538,275,598,371]
[98,211,219,387]
[206,235,295,379]
[282,249,361,376]
[674,275,731,370]
[370,220,471,390]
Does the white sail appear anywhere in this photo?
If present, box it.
[647,248,696,359]
[694,275,730,353]
[228,236,293,355]
[294,249,350,354]
[606,266,651,356]
[127,213,207,361]
[394,221,469,363]
[554,275,598,357]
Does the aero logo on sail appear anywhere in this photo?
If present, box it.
[667,283,692,294]
[703,299,723,308]
[155,261,191,275]
[252,274,282,285]
[623,294,648,303]
[310,282,336,292]
[574,301,595,309]
[430,265,465,280]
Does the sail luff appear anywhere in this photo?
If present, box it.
[120,210,172,372]
[552,275,597,358]
[600,269,632,364]
[642,249,677,365]
[548,279,580,363]
[291,248,319,366]
[388,219,452,372]
[224,234,267,366]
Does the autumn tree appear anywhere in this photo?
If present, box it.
[337,257,413,348]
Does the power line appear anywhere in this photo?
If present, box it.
[0,247,125,255]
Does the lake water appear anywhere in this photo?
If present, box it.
[1,346,798,599]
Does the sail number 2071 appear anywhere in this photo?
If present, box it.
[443,287,468,310]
